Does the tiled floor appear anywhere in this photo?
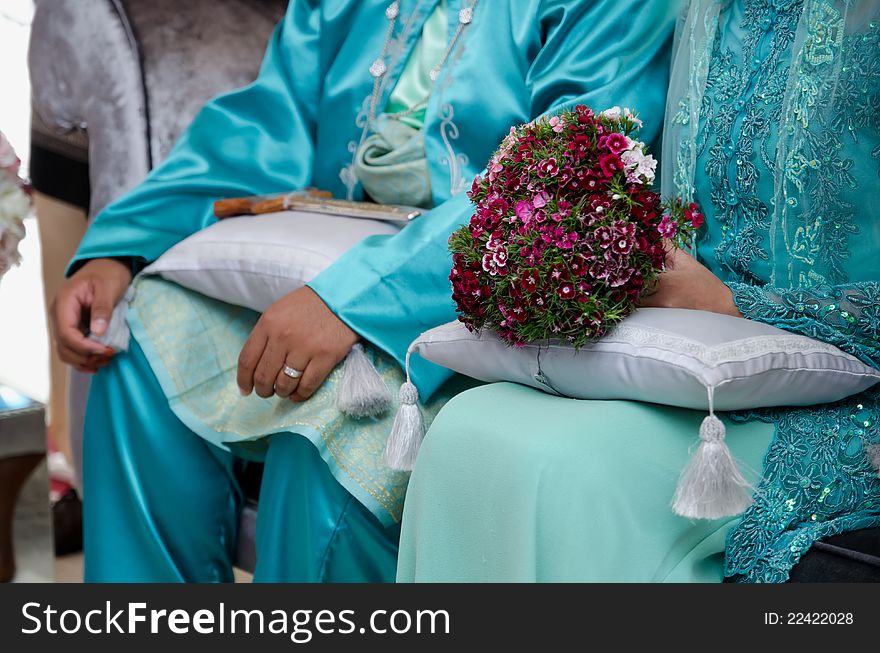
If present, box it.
[54,552,83,583]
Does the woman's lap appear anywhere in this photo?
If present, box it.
[397,382,774,582]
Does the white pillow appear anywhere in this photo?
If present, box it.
[143,211,401,312]
[408,308,880,410]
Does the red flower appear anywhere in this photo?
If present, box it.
[685,202,705,229]
[522,270,540,294]
[536,158,559,178]
[557,281,576,300]
[598,153,623,178]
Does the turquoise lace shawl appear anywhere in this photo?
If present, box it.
[664,0,880,582]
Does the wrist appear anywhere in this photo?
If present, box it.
[718,284,743,318]
[86,257,134,286]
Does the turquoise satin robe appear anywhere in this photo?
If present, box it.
[70,0,678,401]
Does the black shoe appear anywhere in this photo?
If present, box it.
[52,489,83,556]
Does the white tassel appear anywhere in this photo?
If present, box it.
[336,343,392,417]
[88,285,133,353]
[867,444,880,479]
[672,387,752,520]
[383,349,425,471]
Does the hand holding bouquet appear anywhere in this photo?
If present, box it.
[0,131,30,280]
[449,105,703,346]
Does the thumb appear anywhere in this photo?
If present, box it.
[89,280,118,337]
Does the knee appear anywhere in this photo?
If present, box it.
[266,432,315,461]
[422,383,698,479]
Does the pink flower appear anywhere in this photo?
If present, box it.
[548,115,565,133]
[599,132,628,154]
[515,200,534,223]
[467,175,483,199]
[532,190,550,209]
[657,215,678,239]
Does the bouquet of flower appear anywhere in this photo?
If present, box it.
[0,131,30,280]
[448,105,704,347]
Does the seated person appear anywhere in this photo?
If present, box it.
[51,0,680,581]
[397,0,880,582]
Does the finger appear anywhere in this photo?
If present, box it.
[237,329,268,395]
[88,277,118,337]
[59,343,112,371]
[55,289,109,356]
[57,342,95,368]
[274,358,307,398]
[289,355,336,403]
[253,340,289,398]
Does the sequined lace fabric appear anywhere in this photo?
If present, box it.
[681,0,880,582]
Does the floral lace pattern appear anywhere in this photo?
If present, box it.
[777,3,878,286]
[728,282,880,369]
[698,0,802,284]
[690,0,880,582]
[725,387,880,583]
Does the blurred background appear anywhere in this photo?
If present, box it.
[0,0,54,584]
[1,0,286,583]
[1,1,46,401]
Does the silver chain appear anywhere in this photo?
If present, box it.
[367,0,478,122]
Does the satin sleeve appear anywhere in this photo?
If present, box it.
[309,0,678,398]
[68,0,321,274]
[728,281,880,369]
[526,0,678,146]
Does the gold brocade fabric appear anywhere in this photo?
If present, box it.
[126,277,472,526]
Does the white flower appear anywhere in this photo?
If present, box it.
[623,107,644,128]
[0,176,30,280]
[637,153,657,183]
[620,141,656,184]
[600,106,622,121]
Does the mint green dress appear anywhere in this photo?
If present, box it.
[397,0,880,583]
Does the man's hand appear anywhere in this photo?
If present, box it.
[51,258,132,374]
[237,287,358,402]
[641,248,742,317]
